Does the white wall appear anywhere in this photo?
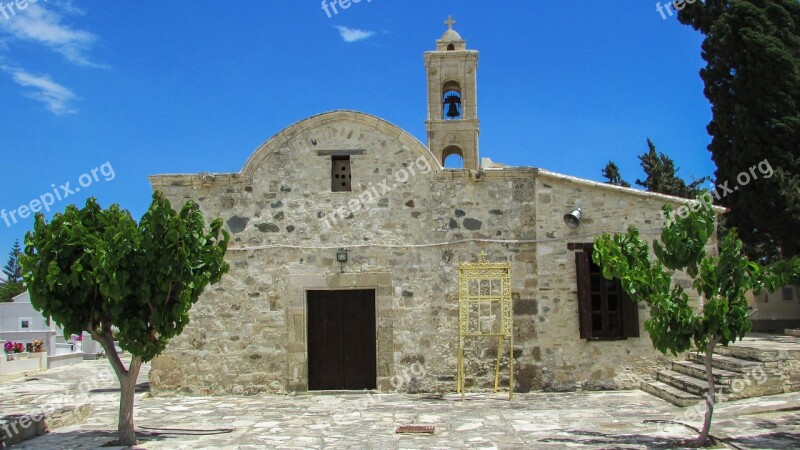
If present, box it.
[0,291,60,354]
[748,285,800,331]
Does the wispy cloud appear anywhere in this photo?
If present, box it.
[3,67,78,115]
[334,26,375,43]
[0,1,101,67]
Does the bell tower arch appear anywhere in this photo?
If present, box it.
[424,16,480,171]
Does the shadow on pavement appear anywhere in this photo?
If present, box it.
[538,430,700,449]
[10,429,171,449]
[89,382,150,394]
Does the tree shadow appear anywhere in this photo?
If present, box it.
[89,382,150,394]
[10,429,171,449]
[730,430,800,448]
[13,425,234,449]
[726,412,800,448]
[537,430,708,449]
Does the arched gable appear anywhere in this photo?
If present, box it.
[241,110,439,176]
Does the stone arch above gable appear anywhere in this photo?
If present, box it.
[241,110,440,176]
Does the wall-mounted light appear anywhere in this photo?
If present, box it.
[563,208,582,228]
[198,172,216,185]
[470,168,486,180]
[336,249,348,273]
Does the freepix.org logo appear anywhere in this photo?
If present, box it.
[1,161,116,228]
[0,0,47,22]
[655,0,698,21]
[321,0,374,19]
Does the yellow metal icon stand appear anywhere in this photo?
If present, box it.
[456,252,514,401]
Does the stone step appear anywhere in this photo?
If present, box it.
[784,329,800,337]
[640,379,702,408]
[688,352,762,373]
[714,344,783,362]
[656,369,726,397]
[671,360,738,385]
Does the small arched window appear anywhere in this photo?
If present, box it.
[447,44,455,51]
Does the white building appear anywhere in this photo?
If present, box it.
[0,292,101,363]
[0,291,59,355]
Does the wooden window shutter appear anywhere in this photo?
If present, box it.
[575,250,592,339]
[621,290,640,338]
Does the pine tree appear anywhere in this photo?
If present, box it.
[0,281,25,302]
[600,140,709,199]
[636,139,709,199]
[601,162,631,187]
[678,0,800,259]
[2,239,23,283]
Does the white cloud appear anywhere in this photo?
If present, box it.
[4,67,78,114]
[0,1,101,67]
[334,26,375,43]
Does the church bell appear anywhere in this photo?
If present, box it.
[444,94,462,119]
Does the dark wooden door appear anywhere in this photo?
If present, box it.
[307,290,376,390]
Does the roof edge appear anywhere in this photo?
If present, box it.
[537,169,728,214]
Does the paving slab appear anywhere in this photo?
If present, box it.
[1,358,798,449]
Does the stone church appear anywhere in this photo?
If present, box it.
[148,19,702,395]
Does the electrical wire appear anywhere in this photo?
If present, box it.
[227,228,666,252]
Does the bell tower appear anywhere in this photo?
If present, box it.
[424,16,480,171]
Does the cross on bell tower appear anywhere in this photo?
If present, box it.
[424,16,480,170]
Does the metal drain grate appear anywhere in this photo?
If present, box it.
[395,425,435,434]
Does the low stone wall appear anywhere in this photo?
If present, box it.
[46,352,84,370]
[0,352,46,382]
[0,405,91,447]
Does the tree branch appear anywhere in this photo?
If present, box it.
[164,283,173,307]
[90,326,128,380]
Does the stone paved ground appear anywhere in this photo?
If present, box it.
[1,359,799,449]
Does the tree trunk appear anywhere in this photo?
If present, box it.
[117,366,140,447]
[696,336,721,447]
[90,330,143,447]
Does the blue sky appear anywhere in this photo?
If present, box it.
[0,1,713,267]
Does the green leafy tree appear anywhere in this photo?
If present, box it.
[602,161,631,187]
[21,192,230,446]
[593,200,799,446]
[678,1,800,259]
[636,139,710,199]
[0,281,25,302]
[2,239,23,283]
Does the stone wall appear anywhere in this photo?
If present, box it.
[148,111,710,396]
[530,171,703,391]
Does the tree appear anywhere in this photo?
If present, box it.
[678,1,800,259]
[602,161,631,187]
[2,239,23,283]
[593,200,799,446]
[0,281,25,302]
[635,139,710,199]
[0,239,25,302]
[21,192,230,446]
[601,140,710,198]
